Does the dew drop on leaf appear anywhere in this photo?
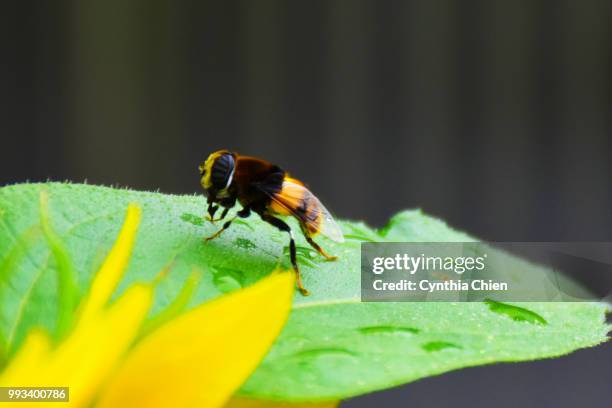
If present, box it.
[358,326,421,336]
[234,237,257,250]
[294,347,359,359]
[179,213,204,227]
[485,299,547,325]
[282,245,320,268]
[211,265,245,293]
[422,341,462,352]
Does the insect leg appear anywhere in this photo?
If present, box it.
[236,206,251,218]
[206,202,219,222]
[300,224,338,261]
[211,197,237,222]
[209,206,229,222]
[204,218,233,242]
[260,213,309,296]
[204,206,251,242]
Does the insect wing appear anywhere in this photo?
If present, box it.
[256,178,344,243]
[310,196,345,243]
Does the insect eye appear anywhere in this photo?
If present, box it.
[211,154,235,189]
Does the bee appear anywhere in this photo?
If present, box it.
[199,150,344,295]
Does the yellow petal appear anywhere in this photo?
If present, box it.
[0,284,153,408]
[0,329,51,386]
[97,272,295,408]
[46,284,153,407]
[78,204,141,322]
[226,398,339,408]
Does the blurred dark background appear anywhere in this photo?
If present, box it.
[1,1,610,406]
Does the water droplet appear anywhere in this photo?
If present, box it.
[234,237,256,250]
[485,299,547,325]
[269,234,284,243]
[283,245,320,268]
[211,265,245,293]
[293,347,358,359]
[358,326,420,336]
[214,275,242,293]
[180,213,204,227]
[422,341,461,352]
[233,218,255,231]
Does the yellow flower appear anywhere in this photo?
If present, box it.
[0,203,295,408]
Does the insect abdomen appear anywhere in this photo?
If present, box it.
[269,177,323,235]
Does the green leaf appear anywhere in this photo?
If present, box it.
[0,183,609,401]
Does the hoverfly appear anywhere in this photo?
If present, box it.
[199,150,344,295]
